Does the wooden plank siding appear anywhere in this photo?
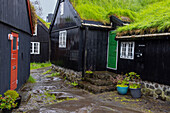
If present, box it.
[0,0,31,94]
[30,20,49,63]
[85,28,108,71]
[117,37,170,85]
[0,0,31,34]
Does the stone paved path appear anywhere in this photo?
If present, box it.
[13,67,170,113]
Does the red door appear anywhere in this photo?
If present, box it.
[10,32,19,90]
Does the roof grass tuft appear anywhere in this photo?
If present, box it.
[116,0,170,35]
[37,16,50,28]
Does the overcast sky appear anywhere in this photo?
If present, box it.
[30,0,57,21]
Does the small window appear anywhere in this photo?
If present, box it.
[33,24,37,36]
[13,37,17,50]
[59,30,67,48]
[120,42,135,59]
[30,42,40,54]
[60,2,64,15]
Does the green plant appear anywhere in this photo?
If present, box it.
[4,90,19,100]
[46,72,60,77]
[27,75,36,83]
[43,69,52,75]
[117,77,129,87]
[71,82,78,86]
[0,95,17,110]
[85,71,93,74]
[126,72,141,82]
[111,75,129,87]
[129,83,141,89]
[126,72,141,89]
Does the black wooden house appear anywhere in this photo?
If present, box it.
[49,0,130,72]
[107,1,170,85]
[30,19,49,63]
[112,33,170,85]
[0,0,34,94]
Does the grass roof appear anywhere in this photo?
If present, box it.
[116,0,170,36]
[70,0,169,35]
[70,0,165,23]
[37,16,50,28]
[30,3,37,32]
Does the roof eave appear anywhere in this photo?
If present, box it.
[116,33,170,39]
[26,0,34,35]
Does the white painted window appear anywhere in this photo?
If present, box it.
[60,2,64,15]
[30,42,40,54]
[33,24,37,36]
[59,30,67,48]
[120,42,135,59]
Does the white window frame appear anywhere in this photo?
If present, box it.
[33,24,37,36]
[59,30,67,48]
[30,42,40,54]
[120,42,135,59]
[60,2,64,16]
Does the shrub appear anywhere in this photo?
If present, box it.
[0,95,17,110]
[4,90,19,100]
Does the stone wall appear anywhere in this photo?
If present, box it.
[141,81,170,101]
[52,64,82,82]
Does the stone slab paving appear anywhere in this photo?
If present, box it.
[10,66,170,113]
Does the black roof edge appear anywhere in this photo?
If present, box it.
[49,0,61,34]
[110,15,130,26]
[37,19,48,32]
[82,20,105,25]
[49,0,82,34]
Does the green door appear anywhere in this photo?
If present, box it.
[107,32,118,70]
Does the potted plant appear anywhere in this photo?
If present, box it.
[85,70,93,78]
[111,75,129,95]
[127,72,142,98]
[4,90,22,109]
[0,95,17,113]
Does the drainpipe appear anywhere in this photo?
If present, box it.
[82,27,88,78]
[49,33,51,62]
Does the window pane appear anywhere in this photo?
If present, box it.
[13,37,17,50]
[120,42,134,59]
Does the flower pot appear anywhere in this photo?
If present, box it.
[2,109,13,113]
[117,86,128,95]
[130,88,141,98]
[14,95,22,109]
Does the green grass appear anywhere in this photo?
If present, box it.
[46,72,60,78]
[70,0,165,23]
[43,69,52,75]
[27,75,36,83]
[37,16,51,28]
[70,0,169,34]
[30,62,52,70]
[116,0,170,34]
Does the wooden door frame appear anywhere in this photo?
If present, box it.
[10,32,19,90]
[107,31,118,70]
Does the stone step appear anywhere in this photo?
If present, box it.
[78,81,116,94]
[85,71,117,80]
[84,77,113,86]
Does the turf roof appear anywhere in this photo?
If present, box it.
[37,16,51,29]
[116,0,170,36]
[70,0,169,34]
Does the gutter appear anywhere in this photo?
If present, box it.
[82,23,112,29]
[116,33,170,39]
